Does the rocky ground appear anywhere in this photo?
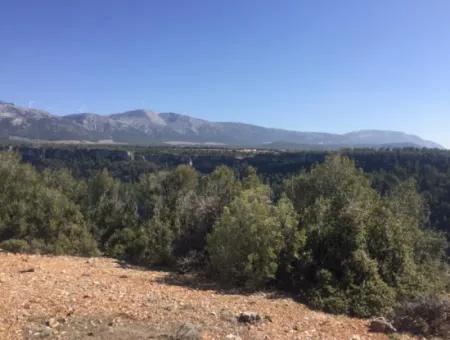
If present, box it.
[0,252,414,340]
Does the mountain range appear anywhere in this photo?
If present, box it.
[0,101,443,149]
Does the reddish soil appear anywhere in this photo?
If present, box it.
[0,252,414,339]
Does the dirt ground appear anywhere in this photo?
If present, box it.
[0,252,414,339]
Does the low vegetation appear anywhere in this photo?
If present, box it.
[0,150,448,334]
[391,295,450,337]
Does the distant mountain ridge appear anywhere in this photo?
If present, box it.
[0,102,443,149]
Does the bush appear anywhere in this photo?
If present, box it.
[206,186,285,288]
[0,152,99,257]
[85,169,138,245]
[144,213,174,265]
[391,295,450,337]
[284,155,448,317]
[53,223,99,256]
[106,211,174,266]
[176,250,206,274]
[0,239,31,253]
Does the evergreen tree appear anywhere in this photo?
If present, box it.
[207,185,284,288]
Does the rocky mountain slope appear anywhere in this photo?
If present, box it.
[0,252,414,339]
[0,101,442,149]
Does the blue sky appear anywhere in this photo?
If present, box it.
[1,1,450,147]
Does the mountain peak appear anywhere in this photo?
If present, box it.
[0,101,444,149]
[110,109,167,130]
[343,130,442,149]
[0,102,51,120]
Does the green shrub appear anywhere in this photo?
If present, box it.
[0,239,31,253]
[207,185,287,288]
[144,213,174,265]
[53,223,99,256]
[106,211,174,266]
[391,295,450,337]
[106,227,139,260]
[284,155,448,317]
[0,152,99,257]
[85,169,138,245]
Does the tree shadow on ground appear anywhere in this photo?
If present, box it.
[153,270,297,301]
[112,258,301,303]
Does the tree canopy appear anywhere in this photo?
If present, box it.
[0,149,448,319]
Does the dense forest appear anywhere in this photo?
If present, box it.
[3,145,450,238]
[0,146,449,335]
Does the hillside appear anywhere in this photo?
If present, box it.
[0,102,442,149]
[0,252,412,340]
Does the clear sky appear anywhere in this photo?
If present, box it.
[1,1,450,147]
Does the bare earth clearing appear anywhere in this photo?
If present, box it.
[0,252,413,339]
